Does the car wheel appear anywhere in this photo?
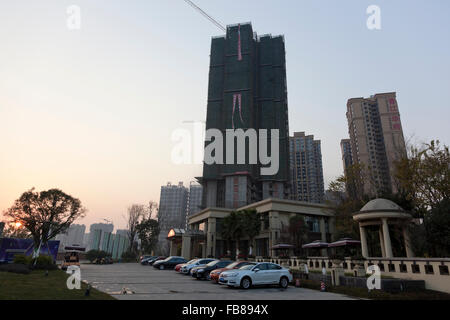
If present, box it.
[160,265,164,270]
[240,277,252,290]
[279,276,289,289]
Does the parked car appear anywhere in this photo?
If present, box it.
[218,262,293,289]
[180,258,216,275]
[210,261,256,283]
[153,256,187,270]
[93,256,113,265]
[147,256,166,266]
[140,255,154,262]
[141,256,157,265]
[191,260,232,280]
[175,259,198,272]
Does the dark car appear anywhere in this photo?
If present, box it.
[147,256,166,266]
[192,260,233,280]
[153,256,187,270]
[181,258,216,275]
[141,256,157,265]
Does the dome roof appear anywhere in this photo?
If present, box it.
[360,199,404,212]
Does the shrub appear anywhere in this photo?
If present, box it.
[86,250,110,262]
[13,254,32,265]
[0,263,31,274]
[121,250,138,262]
[32,255,57,270]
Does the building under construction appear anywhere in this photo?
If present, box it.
[199,23,291,209]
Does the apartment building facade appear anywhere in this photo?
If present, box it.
[346,92,407,196]
[289,132,325,203]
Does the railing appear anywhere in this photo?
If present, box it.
[255,256,450,293]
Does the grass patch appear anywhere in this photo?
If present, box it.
[297,279,450,300]
[0,269,115,300]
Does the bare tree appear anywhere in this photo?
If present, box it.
[147,201,159,220]
[125,204,146,254]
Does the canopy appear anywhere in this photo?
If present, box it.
[328,238,361,248]
[302,240,329,249]
[271,244,294,250]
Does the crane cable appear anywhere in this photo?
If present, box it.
[183,0,226,32]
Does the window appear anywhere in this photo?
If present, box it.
[425,265,434,275]
[411,264,420,274]
[439,266,449,276]
[388,264,395,272]
[257,263,269,270]
[268,264,282,270]
[399,264,407,273]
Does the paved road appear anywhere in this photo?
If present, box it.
[80,263,354,300]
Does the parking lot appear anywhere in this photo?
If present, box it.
[81,263,354,300]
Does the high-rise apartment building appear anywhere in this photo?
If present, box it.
[289,132,325,203]
[86,224,129,259]
[87,223,113,251]
[340,138,358,197]
[158,182,189,254]
[199,23,291,209]
[346,92,407,196]
[186,182,203,225]
[55,224,86,249]
[340,139,354,172]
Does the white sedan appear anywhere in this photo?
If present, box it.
[219,262,293,289]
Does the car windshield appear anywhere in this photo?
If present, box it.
[187,259,198,264]
[226,262,240,269]
[239,264,255,270]
[206,260,219,267]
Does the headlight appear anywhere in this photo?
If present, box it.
[198,269,204,273]
[225,272,238,277]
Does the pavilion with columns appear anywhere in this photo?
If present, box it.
[353,198,414,258]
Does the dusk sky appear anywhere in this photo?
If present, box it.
[1,0,449,230]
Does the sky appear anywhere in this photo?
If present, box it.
[0,0,449,231]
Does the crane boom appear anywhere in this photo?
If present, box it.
[183,0,226,32]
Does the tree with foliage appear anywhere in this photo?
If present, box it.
[136,218,160,255]
[221,211,244,257]
[0,221,31,239]
[241,209,261,257]
[394,140,450,215]
[423,199,450,257]
[3,188,85,257]
[124,201,159,257]
[287,215,309,256]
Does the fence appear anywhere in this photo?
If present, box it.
[255,256,450,293]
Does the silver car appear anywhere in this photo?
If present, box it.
[180,258,216,275]
[219,262,293,289]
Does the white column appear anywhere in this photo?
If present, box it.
[382,218,393,258]
[379,228,386,258]
[403,227,414,258]
[320,217,327,256]
[360,226,369,258]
